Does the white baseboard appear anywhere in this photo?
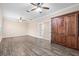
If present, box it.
[28,34,42,38]
[2,34,51,42]
[2,34,28,38]
[27,34,49,40]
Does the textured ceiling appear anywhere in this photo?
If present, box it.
[0,3,77,21]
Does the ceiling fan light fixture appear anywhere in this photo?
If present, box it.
[18,17,23,22]
[36,7,42,12]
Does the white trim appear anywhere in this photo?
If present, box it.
[27,34,43,39]
[2,33,28,38]
[27,34,49,40]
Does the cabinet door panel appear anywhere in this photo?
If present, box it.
[60,35,66,45]
[66,36,77,48]
[78,38,79,49]
[51,18,58,33]
[68,14,77,35]
[57,17,66,34]
[57,17,66,45]
[52,34,59,43]
[65,14,77,48]
[51,16,66,45]
[66,36,72,47]
[57,34,61,44]
[56,34,66,45]
[51,18,58,43]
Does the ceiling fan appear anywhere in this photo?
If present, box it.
[18,17,33,22]
[18,17,26,22]
[26,3,49,13]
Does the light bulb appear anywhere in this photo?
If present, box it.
[18,17,22,22]
[36,7,42,12]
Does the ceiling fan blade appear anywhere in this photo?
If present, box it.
[20,17,22,20]
[37,3,43,7]
[37,3,40,5]
[26,7,37,12]
[42,7,49,9]
[26,10,30,12]
[31,3,37,6]
[31,8,37,11]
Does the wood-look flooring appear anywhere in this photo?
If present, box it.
[0,35,79,56]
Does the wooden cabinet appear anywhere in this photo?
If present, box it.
[59,35,66,45]
[57,17,66,45]
[65,14,77,48]
[78,14,79,49]
[51,18,58,34]
[51,12,79,49]
[66,36,77,48]
[66,14,77,35]
[51,16,66,45]
[51,18,58,43]
[78,38,79,49]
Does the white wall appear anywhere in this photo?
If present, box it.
[3,19,29,38]
[42,21,51,40]
[0,7,3,42]
[27,20,51,41]
[27,21,41,38]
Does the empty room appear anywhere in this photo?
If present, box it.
[0,3,79,56]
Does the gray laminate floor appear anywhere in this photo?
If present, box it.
[0,35,79,56]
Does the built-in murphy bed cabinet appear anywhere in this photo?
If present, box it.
[51,11,79,49]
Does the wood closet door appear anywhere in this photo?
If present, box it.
[78,38,79,49]
[51,17,66,44]
[65,14,77,48]
[57,17,66,45]
[51,18,58,34]
[51,18,58,43]
[77,14,79,49]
